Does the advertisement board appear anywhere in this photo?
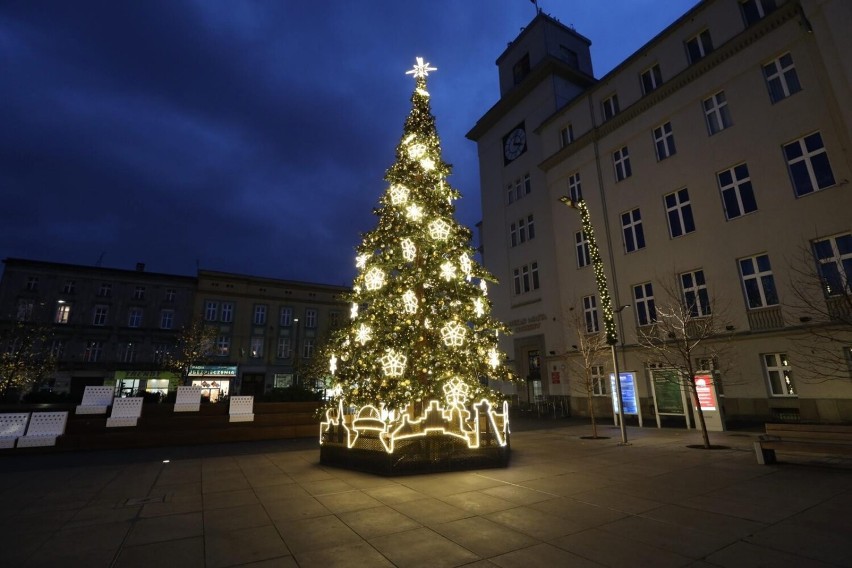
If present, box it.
[609,372,638,415]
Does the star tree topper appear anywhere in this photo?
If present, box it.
[406,57,437,78]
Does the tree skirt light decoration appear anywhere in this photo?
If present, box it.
[319,57,515,474]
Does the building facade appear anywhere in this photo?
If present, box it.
[469,0,852,423]
[0,259,196,399]
[194,270,349,398]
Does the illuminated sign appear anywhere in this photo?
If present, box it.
[694,374,717,411]
[188,365,237,377]
[610,372,638,415]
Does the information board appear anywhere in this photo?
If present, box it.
[652,370,683,415]
[610,372,638,415]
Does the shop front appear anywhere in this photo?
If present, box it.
[188,365,237,402]
[111,370,180,397]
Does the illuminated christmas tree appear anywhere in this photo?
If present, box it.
[319,58,514,473]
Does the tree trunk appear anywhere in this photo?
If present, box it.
[587,392,598,438]
[690,378,711,448]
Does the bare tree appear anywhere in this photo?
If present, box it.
[636,278,733,449]
[785,242,852,384]
[163,318,218,387]
[564,306,610,438]
[0,321,56,401]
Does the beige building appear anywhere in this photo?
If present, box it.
[194,270,348,398]
[469,0,852,423]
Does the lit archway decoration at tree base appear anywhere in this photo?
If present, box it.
[319,394,511,474]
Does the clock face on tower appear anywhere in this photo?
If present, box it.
[503,125,527,164]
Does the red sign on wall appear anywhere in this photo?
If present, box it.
[551,371,560,384]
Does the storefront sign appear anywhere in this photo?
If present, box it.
[610,372,638,415]
[188,365,237,377]
[694,374,717,411]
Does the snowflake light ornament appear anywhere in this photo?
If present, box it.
[407,144,427,160]
[389,184,409,205]
[428,219,451,241]
[364,267,386,291]
[355,254,369,269]
[406,203,424,221]
[355,324,372,345]
[350,302,359,319]
[329,354,338,375]
[440,261,457,281]
[473,297,485,317]
[441,321,466,347]
[459,253,472,277]
[380,349,407,377]
[420,157,436,170]
[401,238,416,261]
[487,348,500,369]
[405,57,437,78]
[479,280,488,295]
[402,290,418,314]
[443,377,470,406]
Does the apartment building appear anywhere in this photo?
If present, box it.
[194,270,349,398]
[468,0,852,422]
[0,258,196,399]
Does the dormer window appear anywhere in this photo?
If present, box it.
[513,53,530,85]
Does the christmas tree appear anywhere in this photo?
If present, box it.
[319,58,514,473]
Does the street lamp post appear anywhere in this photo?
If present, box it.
[559,196,629,445]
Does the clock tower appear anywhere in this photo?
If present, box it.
[467,12,595,404]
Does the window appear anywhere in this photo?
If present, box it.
[133,286,146,300]
[128,308,143,328]
[250,337,264,358]
[253,304,267,325]
[718,163,758,220]
[280,307,293,326]
[330,311,340,328]
[305,308,318,328]
[602,94,620,121]
[634,283,657,326]
[575,231,591,268]
[165,288,176,302]
[26,277,39,291]
[686,29,713,64]
[560,45,579,68]
[83,341,103,363]
[55,303,71,324]
[703,91,732,135]
[681,270,711,317]
[509,222,518,247]
[653,122,676,161]
[560,124,574,148]
[739,254,779,309]
[621,208,646,253]
[204,301,218,321]
[812,233,852,296]
[512,262,540,295]
[302,339,315,359]
[764,352,795,396]
[741,0,777,26]
[120,342,136,364]
[613,146,632,181]
[764,53,801,103]
[665,188,695,238]
[592,365,608,396]
[153,343,171,364]
[641,64,663,94]
[510,215,535,246]
[160,309,174,329]
[93,305,109,326]
[277,337,292,359]
[16,299,34,322]
[63,280,76,294]
[513,53,530,85]
[784,132,835,197]
[50,339,64,359]
[216,336,230,357]
[526,215,536,240]
[506,174,532,204]
[583,295,599,333]
[98,283,112,297]
[568,172,582,202]
[220,302,233,323]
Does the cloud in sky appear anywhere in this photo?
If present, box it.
[0,0,696,286]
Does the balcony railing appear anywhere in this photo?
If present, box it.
[747,306,785,331]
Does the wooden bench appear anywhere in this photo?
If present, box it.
[754,423,852,464]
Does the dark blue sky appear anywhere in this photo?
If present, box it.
[0,1,695,286]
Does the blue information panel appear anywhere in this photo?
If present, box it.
[610,372,638,415]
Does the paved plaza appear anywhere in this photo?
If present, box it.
[1,419,850,567]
